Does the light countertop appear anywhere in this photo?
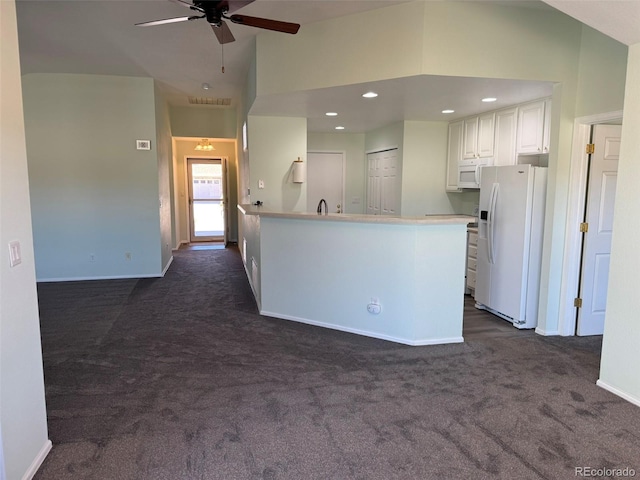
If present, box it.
[238,204,476,226]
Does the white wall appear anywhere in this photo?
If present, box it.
[0,2,50,478]
[22,74,164,280]
[307,132,366,214]
[598,43,640,405]
[247,116,307,211]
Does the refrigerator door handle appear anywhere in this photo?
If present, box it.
[488,182,499,264]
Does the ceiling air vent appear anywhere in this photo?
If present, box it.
[188,96,232,106]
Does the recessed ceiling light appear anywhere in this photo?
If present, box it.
[362,92,378,98]
[442,109,455,114]
[335,126,345,130]
[325,112,338,116]
[201,83,211,90]
[482,97,497,103]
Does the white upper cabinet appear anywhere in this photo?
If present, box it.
[493,107,518,166]
[516,99,551,155]
[462,116,479,159]
[446,120,464,192]
[463,113,494,160]
[477,113,495,158]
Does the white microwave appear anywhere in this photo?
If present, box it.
[457,157,493,189]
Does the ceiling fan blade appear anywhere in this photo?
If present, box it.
[135,16,195,27]
[211,21,236,44]
[228,14,300,34]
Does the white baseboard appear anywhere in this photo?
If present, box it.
[596,379,640,408]
[37,273,164,282]
[161,256,173,276]
[22,439,51,480]
[259,310,463,346]
[535,327,559,336]
[172,240,189,251]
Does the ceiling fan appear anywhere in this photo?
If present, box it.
[136,0,300,44]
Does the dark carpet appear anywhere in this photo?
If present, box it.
[34,247,640,479]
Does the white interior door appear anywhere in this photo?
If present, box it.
[577,125,621,336]
[306,152,344,213]
[367,149,398,215]
[367,153,381,215]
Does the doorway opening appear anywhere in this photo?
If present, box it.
[574,124,621,335]
[187,158,227,244]
[306,152,345,214]
[558,111,623,336]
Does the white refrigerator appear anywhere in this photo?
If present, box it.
[475,164,547,329]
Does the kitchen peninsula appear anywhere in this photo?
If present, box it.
[238,205,475,346]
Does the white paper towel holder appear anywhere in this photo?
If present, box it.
[292,157,305,183]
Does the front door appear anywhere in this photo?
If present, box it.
[187,158,227,243]
[306,152,344,213]
[577,124,622,335]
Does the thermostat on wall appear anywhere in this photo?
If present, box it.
[136,140,151,150]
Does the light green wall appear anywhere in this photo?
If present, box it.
[575,26,628,118]
[599,43,640,404]
[256,1,425,95]
[22,73,164,280]
[170,106,236,139]
[0,2,50,478]
[247,116,307,211]
[401,121,456,216]
[307,132,366,214]
[256,2,583,97]
[420,2,582,81]
[155,83,173,270]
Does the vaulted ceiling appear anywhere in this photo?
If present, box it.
[15,1,638,133]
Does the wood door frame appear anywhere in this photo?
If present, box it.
[306,150,346,213]
[184,155,229,244]
[557,111,623,336]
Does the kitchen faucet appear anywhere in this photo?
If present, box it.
[317,198,328,215]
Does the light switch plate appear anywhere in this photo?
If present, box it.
[258,180,265,189]
[9,240,22,267]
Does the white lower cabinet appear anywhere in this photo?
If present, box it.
[466,227,478,296]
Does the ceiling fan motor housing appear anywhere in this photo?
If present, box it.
[193,1,226,26]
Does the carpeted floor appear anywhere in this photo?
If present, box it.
[34,247,640,479]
